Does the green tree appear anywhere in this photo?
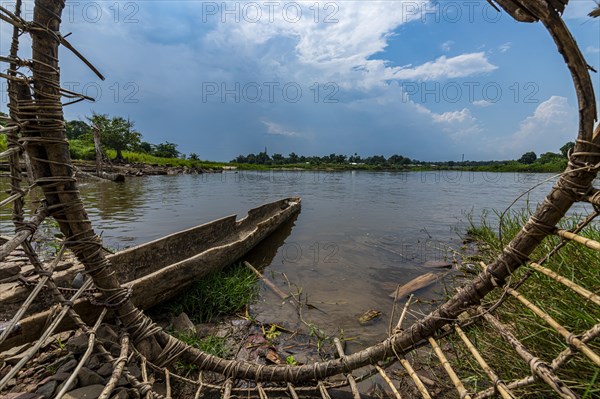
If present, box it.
[189,153,199,161]
[538,152,562,164]
[87,113,141,161]
[153,142,180,158]
[271,153,285,164]
[560,142,575,159]
[256,151,271,165]
[518,151,537,164]
[288,152,299,164]
[134,141,153,154]
[65,120,91,140]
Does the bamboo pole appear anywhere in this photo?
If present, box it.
[287,383,300,399]
[506,288,600,367]
[257,383,269,399]
[397,358,432,399]
[333,338,361,399]
[393,294,413,333]
[480,309,578,399]
[0,190,27,209]
[318,381,332,399]
[0,204,46,260]
[222,379,233,399]
[0,244,67,345]
[0,146,20,159]
[554,229,600,251]
[529,262,600,306]
[476,323,600,399]
[0,278,94,390]
[375,365,402,399]
[55,308,108,399]
[428,337,471,399]
[193,372,204,399]
[165,368,172,399]
[454,326,515,399]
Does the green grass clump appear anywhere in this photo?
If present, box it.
[173,334,227,376]
[69,139,96,160]
[175,332,227,357]
[167,263,259,324]
[451,210,600,398]
[0,135,7,152]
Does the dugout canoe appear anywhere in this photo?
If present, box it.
[0,197,301,349]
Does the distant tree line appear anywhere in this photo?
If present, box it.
[232,152,415,166]
[232,142,574,168]
[517,142,574,165]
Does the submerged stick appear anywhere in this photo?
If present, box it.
[244,261,298,308]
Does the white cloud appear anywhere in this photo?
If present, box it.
[202,2,497,90]
[473,100,493,108]
[491,96,577,156]
[441,40,454,52]
[262,120,300,137]
[586,46,600,54]
[428,108,482,139]
[391,53,497,81]
[498,42,511,53]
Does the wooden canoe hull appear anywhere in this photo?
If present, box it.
[0,197,301,350]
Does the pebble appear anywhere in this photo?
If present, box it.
[97,325,118,343]
[96,363,113,378]
[0,263,21,279]
[63,384,105,399]
[77,367,105,386]
[66,334,89,355]
[172,312,195,334]
[110,388,129,399]
[2,393,43,399]
[127,364,142,380]
[35,379,58,398]
[56,358,77,374]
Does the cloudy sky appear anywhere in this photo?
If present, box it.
[1,1,599,161]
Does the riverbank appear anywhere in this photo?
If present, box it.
[72,160,224,177]
[0,160,568,178]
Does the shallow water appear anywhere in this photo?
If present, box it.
[1,170,593,349]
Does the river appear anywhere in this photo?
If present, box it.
[1,170,591,349]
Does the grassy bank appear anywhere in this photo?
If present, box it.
[66,139,567,173]
[69,139,227,170]
[454,210,599,398]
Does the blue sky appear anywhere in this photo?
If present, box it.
[1,1,599,161]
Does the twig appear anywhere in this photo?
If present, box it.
[55,308,108,399]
